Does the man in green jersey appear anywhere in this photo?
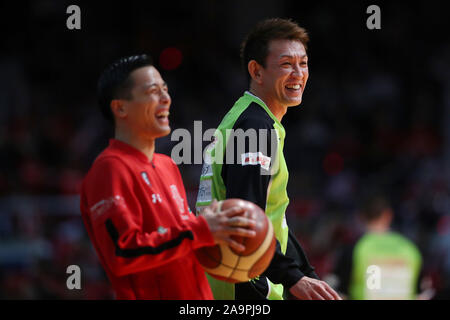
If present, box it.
[333,195,424,300]
[196,18,341,300]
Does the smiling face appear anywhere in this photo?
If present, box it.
[117,66,171,140]
[259,39,308,109]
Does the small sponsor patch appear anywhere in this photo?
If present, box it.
[157,226,168,234]
[90,195,126,220]
[152,193,162,203]
[241,152,271,170]
[141,172,151,186]
[196,179,212,204]
[200,162,213,177]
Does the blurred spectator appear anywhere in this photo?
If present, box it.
[331,194,433,300]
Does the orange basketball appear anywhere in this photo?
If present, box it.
[195,199,276,283]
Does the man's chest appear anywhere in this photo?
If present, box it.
[131,165,191,222]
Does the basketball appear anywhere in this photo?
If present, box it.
[195,198,276,283]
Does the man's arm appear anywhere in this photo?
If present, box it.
[261,239,305,288]
[286,229,319,279]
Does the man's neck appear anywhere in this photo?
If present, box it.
[115,130,155,162]
[248,87,286,122]
[366,223,390,234]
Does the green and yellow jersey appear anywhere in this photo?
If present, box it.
[196,91,317,300]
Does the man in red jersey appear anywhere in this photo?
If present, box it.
[80,55,256,299]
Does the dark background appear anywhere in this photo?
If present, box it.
[0,0,449,299]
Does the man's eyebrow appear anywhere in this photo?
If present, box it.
[279,54,308,59]
[141,82,168,89]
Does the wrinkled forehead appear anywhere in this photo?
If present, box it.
[267,39,307,59]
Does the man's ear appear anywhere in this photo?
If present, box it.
[110,99,127,119]
[248,60,263,85]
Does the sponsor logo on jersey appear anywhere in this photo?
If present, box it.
[196,179,212,204]
[157,226,168,234]
[241,152,271,170]
[90,195,126,219]
[141,171,151,187]
[152,193,162,203]
[201,162,213,177]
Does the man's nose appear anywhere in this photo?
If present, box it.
[292,63,304,80]
[160,90,171,105]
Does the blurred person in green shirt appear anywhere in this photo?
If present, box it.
[333,194,433,300]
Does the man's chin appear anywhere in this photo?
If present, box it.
[287,98,302,107]
[282,93,302,106]
[154,127,171,139]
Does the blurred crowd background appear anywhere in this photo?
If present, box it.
[0,0,449,299]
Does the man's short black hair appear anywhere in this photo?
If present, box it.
[97,54,153,122]
[358,194,392,223]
